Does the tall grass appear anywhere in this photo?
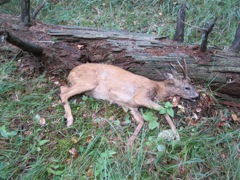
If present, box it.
[1,0,239,46]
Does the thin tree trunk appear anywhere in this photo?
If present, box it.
[21,0,31,26]
[230,22,240,53]
[173,2,186,43]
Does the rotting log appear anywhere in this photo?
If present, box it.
[47,26,240,97]
[17,27,231,101]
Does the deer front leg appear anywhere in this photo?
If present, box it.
[127,108,144,146]
[136,99,180,140]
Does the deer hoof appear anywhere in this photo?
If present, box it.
[66,117,73,127]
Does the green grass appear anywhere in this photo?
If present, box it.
[1,0,239,46]
[1,0,240,179]
[0,52,240,179]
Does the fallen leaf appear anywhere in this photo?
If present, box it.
[77,45,84,49]
[24,131,32,135]
[196,108,201,113]
[192,113,198,120]
[109,116,115,121]
[87,167,93,177]
[231,114,239,123]
[216,121,227,127]
[177,104,185,113]
[86,135,94,143]
[69,148,78,158]
[71,136,79,144]
[39,118,46,125]
[172,97,178,107]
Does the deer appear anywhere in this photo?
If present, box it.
[60,59,199,146]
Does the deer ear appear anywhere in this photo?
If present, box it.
[164,73,175,83]
[164,73,174,79]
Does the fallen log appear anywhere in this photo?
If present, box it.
[47,26,240,97]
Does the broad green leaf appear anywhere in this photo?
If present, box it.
[49,164,60,169]
[82,95,88,101]
[143,111,158,122]
[0,129,8,138]
[38,139,50,146]
[0,126,17,138]
[167,108,174,117]
[165,102,173,108]
[149,120,159,130]
[157,144,166,153]
[159,108,167,115]
[47,168,63,175]
[101,150,116,157]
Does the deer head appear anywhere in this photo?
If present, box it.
[162,58,199,100]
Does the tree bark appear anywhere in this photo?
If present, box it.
[47,26,240,97]
[21,0,31,26]
[230,22,240,53]
[200,18,217,52]
[173,2,186,43]
[0,30,43,56]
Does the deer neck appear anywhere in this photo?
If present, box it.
[155,81,175,101]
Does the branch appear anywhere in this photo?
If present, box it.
[200,17,217,52]
[173,2,186,43]
[32,0,46,20]
[0,0,10,5]
[0,30,43,56]
[229,22,240,53]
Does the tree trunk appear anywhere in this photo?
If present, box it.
[21,0,31,26]
[173,2,186,43]
[230,22,240,53]
[47,26,240,97]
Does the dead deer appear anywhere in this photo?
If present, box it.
[60,59,199,146]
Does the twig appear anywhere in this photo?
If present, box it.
[32,0,46,20]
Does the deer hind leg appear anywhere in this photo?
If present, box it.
[127,108,144,146]
[60,82,97,127]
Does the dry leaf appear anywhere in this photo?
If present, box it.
[71,136,79,144]
[177,104,185,113]
[109,116,115,121]
[192,113,198,120]
[69,148,78,158]
[231,114,239,122]
[196,108,201,113]
[87,167,93,177]
[23,131,32,135]
[77,45,84,49]
[86,135,94,143]
[216,121,227,127]
[172,97,178,107]
[185,117,198,126]
[39,118,46,125]
[53,81,59,86]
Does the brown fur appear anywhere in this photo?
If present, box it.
[60,63,199,145]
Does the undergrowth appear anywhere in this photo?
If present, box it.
[0,52,239,179]
[1,0,239,46]
[1,0,240,179]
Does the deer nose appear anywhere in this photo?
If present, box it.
[192,93,200,100]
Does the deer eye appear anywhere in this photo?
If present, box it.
[185,87,191,91]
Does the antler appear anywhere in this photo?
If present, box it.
[177,58,188,79]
